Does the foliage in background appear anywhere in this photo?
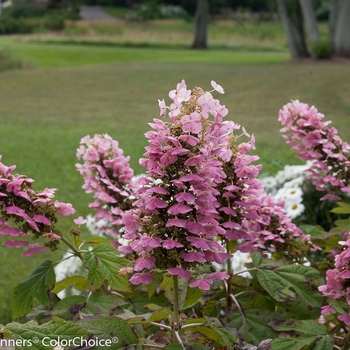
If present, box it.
[0,49,24,72]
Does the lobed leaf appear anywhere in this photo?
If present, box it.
[12,260,55,319]
[269,319,333,350]
[83,244,131,293]
[1,318,88,350]
[257,265,323,307]
[78,315,139,349]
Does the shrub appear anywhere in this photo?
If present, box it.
[44,13,66,31]
[0,49,24,72]
[2,3,47,19]
[312,39,332,59]
[0,16,37,34]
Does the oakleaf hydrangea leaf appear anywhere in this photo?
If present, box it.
[83,244,131,293]
[12,260,55,319]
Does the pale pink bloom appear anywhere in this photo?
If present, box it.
[74,216,87,225]
[158,99,167,117]
[181,112,202,134]
[54,202,76,216]
[211,80,225,94]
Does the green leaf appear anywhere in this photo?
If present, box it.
[164,345,184,350]
[185,323,238,348]
[84,236,112,246]
[224,308,280,345]
[12,260,56,319]
[299,225,326,239]
[78,315,138,348]
[330,201,350,214]
[147,273,162,299]
[159,274,186,305]
[257,265,323,307]
[212,327,238,349]
[183,286,202,309]
[251,251,264,267]
[83,244,131,293]
[48,295,86,320]
[86,291,128,314]
[333,218,350,229]
[201,300,220,317]
[143,303,173,322]
[128,291,168,314]
[52,275,88,294]
[2,318,88,350]
[269,319,334,350]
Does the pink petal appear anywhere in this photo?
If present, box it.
[166,218,187,228]
[134,256,156,271]
[168,204,192,215]
[22,245,48,256]
[162,239,184,249]
[33,214,52,226]
[130,273,156,285]
[2,239,30,248]
[182,251,206,263]
[175,192,195,203]
[189,279,212,290]
[168,267,191,280]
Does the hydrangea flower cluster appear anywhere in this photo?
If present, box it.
[0,156,76,256]
[318,234,350,326]
[76,134,136,238]
[216,131,316,259]
[121,81,232,289]
[279,100,350,201]
[116,81,316,289]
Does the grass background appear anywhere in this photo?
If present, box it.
[0,17,350,323]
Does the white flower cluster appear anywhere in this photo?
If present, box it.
[260,162,313,219]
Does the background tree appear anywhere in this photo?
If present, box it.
[299,0,320,52]
[332,0,350,57]
[191,0,209,49]
[276,0,309,59]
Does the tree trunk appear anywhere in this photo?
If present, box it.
[277,0,309,59]
[329,0,340,50]
[334,0,350,57]
[299,0,319,45]
[192,0,209,49]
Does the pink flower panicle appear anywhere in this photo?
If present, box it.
[76,134,136,238]
[0,156,76,256]
[217,131,317,260]
[121,81,316,289]
[123,81,233,289]
[319,234,350,326]
[279,100,350,200]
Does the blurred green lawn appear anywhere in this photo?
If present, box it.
[0,39,350,323]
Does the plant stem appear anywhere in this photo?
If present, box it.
[172,274,180,332]
[60,235,83,260]
[226,255,232,310]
